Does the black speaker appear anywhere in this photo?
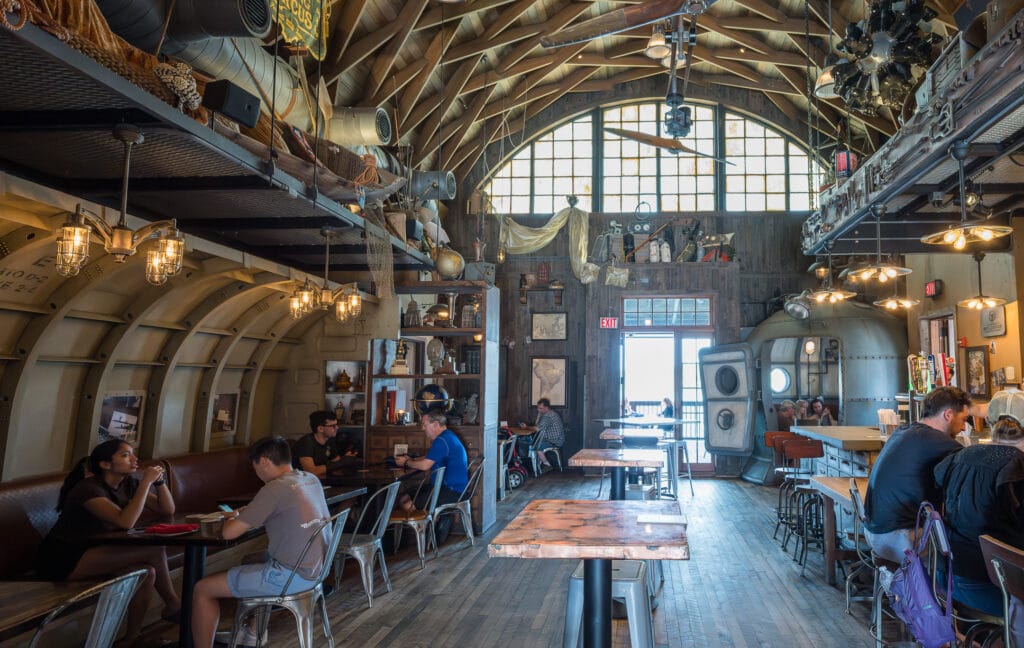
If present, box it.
[202,80,261,128]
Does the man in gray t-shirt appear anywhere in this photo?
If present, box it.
[191,437,329,648]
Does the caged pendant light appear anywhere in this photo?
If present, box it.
[55,125,184,284]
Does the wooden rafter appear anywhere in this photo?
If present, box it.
[366,59,425,107]
[730,0,787,22]
[479,0,538,39]
[522,67,599,121]
[413,56,482,164]
[395,24,452,120]
[442,88,497,169]
[461,54,557,95]
[497,1,591,73]
[698,15,773,55]
[414,0,517,32]
[324,0,372,72]
[715,16,829,37]
[365,0,429,99]
[322,20,402,86]
[445,24,546,63]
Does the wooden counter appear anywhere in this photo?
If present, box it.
[790,425,885,451]
[810,476,868,586]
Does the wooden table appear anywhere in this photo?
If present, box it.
[219,484,367,509]
[325,464,421,490]
[92,486,365,648]
[0,580,96,641]
[489,499,688,648]
[790,425,885,451]
[569,449,665,500]
[810,476,868,586]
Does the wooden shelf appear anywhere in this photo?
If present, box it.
[325,391,365,396]
[519,285,564,305]
[372,373,481,380]
[400,327,482,337]
[395,280,491,295]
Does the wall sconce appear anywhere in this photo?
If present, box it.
[804,339,817,355]
[54,125,183,284]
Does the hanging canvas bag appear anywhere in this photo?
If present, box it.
[886,502,955,648]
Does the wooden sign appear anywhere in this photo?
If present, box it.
[600,317,619,329]
[981,305,1006,338]
[276,0,330,60]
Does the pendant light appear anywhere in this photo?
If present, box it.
[644,24,671,59]
[958,251,1006,310]
[808,246,856,304]
[851,205,911,283]
[921,141,1012,249]
[55,125,184,284]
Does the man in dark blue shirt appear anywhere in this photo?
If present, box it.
[395,410,469,543]
[864,386,968,560]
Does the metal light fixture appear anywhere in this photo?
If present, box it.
[661,49,687,69]
[921,141,1012,249]
[54,125,183,284]
[808,248,856,304]
[783,291,812,320]
[852,205,911,283]
[873,293,920,310]
[645,26,671,59]
[958,251,1007,310]
[814,64,838,99]
[807,258,829,280]
[309,229,363,323]
[804,338,817,355]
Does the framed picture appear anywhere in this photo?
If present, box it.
[531,356,567,407]
[98,391,145,445]
[966,346,990,399]
[532,312,567,340]
[211,393,239,434]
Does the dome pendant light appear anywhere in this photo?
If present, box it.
[853,205,911,283]
[808,244,856,304]
[957,251,1007,310]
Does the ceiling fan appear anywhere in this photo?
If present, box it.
[602,17,733,165]
[540,0,716,48]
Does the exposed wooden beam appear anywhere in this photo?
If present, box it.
[497,1,591,72]
[765,92,799,121]
[570,54,654,67]
[413,56,482,164]
[414,0,517,31]
[715,16,829,37]
[322,20,402,85]
[692,46,761,83]
[325,0,372,72]
[366,0,430,99]
[569,66,666,94]
[461,54,556,95]
[366,59,425,107]
[713,47,808,68]
[445,24,546,62]
[821,98,896,138]
[697,15,772,55]
[395,25,451,119]
[804,0,847,41]
[697,72,800,95]
[730,0,787,22]
[442,88,496,169]
[522,67,599,121]
[479,0,538,39]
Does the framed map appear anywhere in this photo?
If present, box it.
[531,357,567,406]
[531,312,567,340]
[966,346,989,399]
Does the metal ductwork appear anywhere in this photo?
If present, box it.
[94,0,310,129]
[411,171,457,201]
[329,108,392,146]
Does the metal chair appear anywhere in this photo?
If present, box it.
[433,458,485,547]
[981,534,1024,648]
[333,481,401,608]
[526,433,563,476]
[387,466,446,569]
[498,437,514,499]
[29,569,147,648]
[227,509,350,648]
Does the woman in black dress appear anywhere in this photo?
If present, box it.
[36,439,180,646]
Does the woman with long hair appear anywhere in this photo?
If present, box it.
[36,439,181,646]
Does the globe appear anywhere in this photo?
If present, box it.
[413,384,452,416]
[435,246,465,280]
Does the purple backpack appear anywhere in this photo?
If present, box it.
[887,502,955,648]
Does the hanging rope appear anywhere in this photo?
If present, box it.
[1,0,30,29]
[154,60,201,110]
[353,154,379,185]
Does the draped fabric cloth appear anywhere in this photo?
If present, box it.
[499,206,600,284]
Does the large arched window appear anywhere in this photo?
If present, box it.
[482,101,822,214]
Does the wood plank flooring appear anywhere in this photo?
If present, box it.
[146,473,875,647]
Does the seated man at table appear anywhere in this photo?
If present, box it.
[192,436,330,648]
[864,386,967,561]
[531,398,565,472]
[394,410,469,545]
[293,410,355,479]
[776,400,796,432]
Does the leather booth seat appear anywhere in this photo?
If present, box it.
[0,446,263,579]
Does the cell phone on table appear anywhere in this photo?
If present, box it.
[218,504,233,513]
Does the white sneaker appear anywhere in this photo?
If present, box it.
[214,626,266,647]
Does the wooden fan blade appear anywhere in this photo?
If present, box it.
[604,128,735,165]
[541,0,689,48]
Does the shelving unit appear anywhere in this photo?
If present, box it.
[365,280,499,533]
[325,360,368,435]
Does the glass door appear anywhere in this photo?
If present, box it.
[679,336,714,469]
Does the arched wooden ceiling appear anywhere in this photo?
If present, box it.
[320,0,960,180]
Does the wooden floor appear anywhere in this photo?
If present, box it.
[148,472,875,647]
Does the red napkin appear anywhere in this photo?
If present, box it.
[145,523,199,534]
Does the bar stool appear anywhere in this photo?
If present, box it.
[563,560,654,648]
[766,431,802,541]
[779,438,824,559]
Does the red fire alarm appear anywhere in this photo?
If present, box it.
[958,336,968,348]
[924,279,943,298]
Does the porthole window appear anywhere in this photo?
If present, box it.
[715,366,739,396]
[770,367,791,394]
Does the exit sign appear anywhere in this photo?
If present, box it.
[600,317,619,329]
